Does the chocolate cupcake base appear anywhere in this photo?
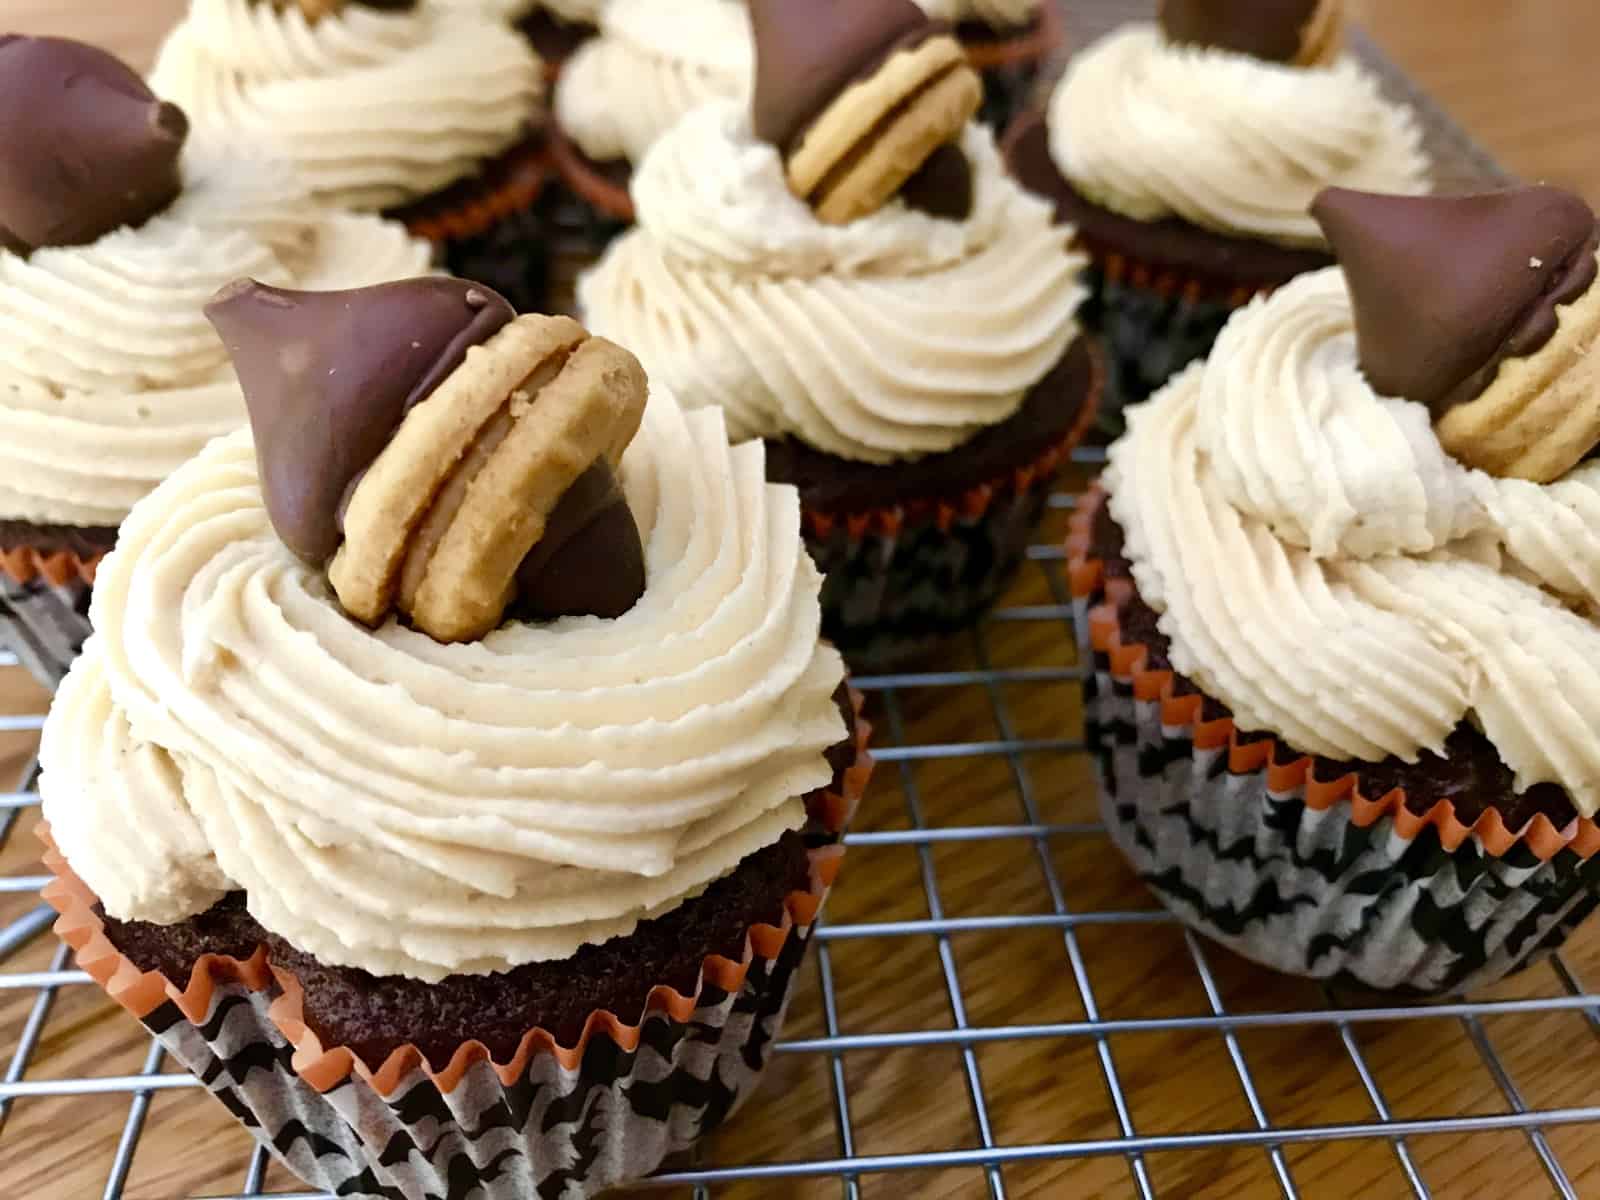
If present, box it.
[0,522,113,689]
[1070,490,1600,996]
[1004,111,1331,436]
[44,698,872,1200]
[769,338,1100,671]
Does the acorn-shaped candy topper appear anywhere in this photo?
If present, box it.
[0,36,188,256]
[266,0,416,22]
[208,278,648,643]
[1160,0,1344,67]
[1312,185,1600,483]
[749,0,982,225]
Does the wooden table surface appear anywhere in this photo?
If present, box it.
[3,3,1600,1199]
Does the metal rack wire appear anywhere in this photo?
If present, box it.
[3,456,1600,1199]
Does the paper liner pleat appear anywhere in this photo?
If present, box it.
[0,544,100,587]
[393,138,552,245]
[41,688,872,1094]
[1067,486,1600,864]
[546,125,635,224]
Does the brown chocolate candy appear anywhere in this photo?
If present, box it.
[0,36,188,256]
[1311,186,1600,416]
[206,277,515,564]
[514,459,645,621]
[1160,0,1338,65]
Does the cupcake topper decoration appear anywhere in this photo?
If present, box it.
[0,36,188,256]
[209,278,648,642]
[1312,185,1600,482]
[1160,0,1344,66]
[749,0,982,224]
[265,0,417,21]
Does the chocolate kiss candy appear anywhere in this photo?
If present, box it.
[206,277,515,563]
[515,459,645,621]
[749,0,930,150]
[1312,186,1600,416]
[0,37,189,255]
[1160,0,1340,65]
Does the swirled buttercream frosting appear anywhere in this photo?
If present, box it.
[40,389,849,981]
[0,151,431,528]
[1048,25,1429,247]
[1106,267,1600,817]
[151,0,543,210]
[579,104,1084,464]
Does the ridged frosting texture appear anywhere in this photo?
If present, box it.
[40,391,848,982]
[917,0,1041,30]
[1106,266,1600,818]
[579,105,1085,464]
[151,0,543,210]
[1049,25,1429,247]
[556,0,752,165]
[0,152,431,528]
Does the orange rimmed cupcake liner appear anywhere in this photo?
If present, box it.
[0,543,101,588]
[1067,485,1600,864]
[41,688,874,1097]
[394,135,553,246]
[547,123,635,225]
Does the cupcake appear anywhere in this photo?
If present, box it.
[40,276,870,1198]
[151,0,551,312]
[1006,0,1429,436]
[0,36,430,688]
[1071,184,1600,995]
[581,0,1097,669]
[550,0,1062,239]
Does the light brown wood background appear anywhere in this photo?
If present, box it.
[2,3,1600,1199]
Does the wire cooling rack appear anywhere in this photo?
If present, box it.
[4,459,1600,1199]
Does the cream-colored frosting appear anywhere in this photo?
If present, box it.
[1107,267,1600,817]
[536,0,604,24]
[41,390,848,981]
[555,0,751,165]
[916,0,1041,30]
[151,0,543,211]
[0,153,431,529]
[432,0,539,20]
[580,104,1085,464]
[1049,25,1429,247]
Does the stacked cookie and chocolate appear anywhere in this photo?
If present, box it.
[0,36,429,687]
[583,0,1098,668]
[1007,0,1431,431]
[1072,184,1600,995]
[41,275,869,1198]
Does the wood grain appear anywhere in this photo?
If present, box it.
[2,3,1599,1199]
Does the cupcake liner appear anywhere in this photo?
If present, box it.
[545,124,635,262]
[389,138,555,315]
[0,545,100,689]
[41,696,873,1200]
[1068,490,1600,996]
[806,350,1100,671]
[963,1,1065,133]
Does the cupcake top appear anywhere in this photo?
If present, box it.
[555,0,753,166]
[580,0,1085,464]
[40,277,848,982]
[1048,3,1429,247]
[151,0,544,211]
[0,36,430,530]
[1105,185,1600,816]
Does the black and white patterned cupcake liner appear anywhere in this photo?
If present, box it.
[42,706,874,1200]
[1068,492,1600,997]
[0,562,95,690]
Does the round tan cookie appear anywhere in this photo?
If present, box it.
[329,315,646,642]
[785,34,981,226]
[1296,0,1345,67]
[1435,251,1600,483]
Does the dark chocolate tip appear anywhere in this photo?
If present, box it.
[1160,0,1323,63]
[1312,185,1600,416]
[899,141,973,221]
[206,276,515,564]
[750,0,932,149]
[514,460,646,621]
[0,36,189,255]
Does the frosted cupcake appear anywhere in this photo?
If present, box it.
[1007,0,1429,433]
[0,36,429,688]
[152,0,549,311]
[582,0,1096,667]
[42,276,869,1198]
[433,0,600,68]
[1072,185,1600,995]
